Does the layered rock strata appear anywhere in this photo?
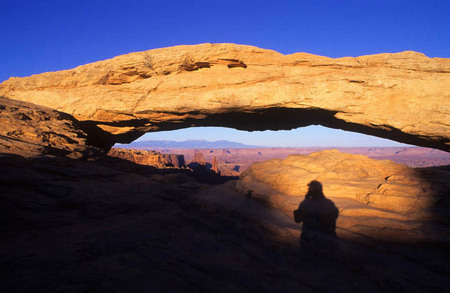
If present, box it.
[0,97,103,159]
[1,43,448,151]
[108,147,185,168]
[236,150,448,216]
[189,152,207,167]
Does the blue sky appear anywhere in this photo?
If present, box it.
[136,126,412,147]
[1,0,448,147]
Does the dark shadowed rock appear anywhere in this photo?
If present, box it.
[1,154,449,292]
[187,152,237,184]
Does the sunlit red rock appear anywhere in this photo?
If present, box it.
[1,43,448,151]
[108,147,185,168]
[236,150,446,215]
[0,97,103,158]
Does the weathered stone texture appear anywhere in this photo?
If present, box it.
[236,150,448,216]
[1,43,448,151]
[0,97,103,158]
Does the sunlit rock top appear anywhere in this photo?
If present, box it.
[1,43,449,151]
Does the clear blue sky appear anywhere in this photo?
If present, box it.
[1,0,448,147]
[135,126,412,147]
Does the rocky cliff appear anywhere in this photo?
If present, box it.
[108,147,185,168]
[1,43,448,151]
[0,97,103,159]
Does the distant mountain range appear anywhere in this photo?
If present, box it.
[115,139,262,149]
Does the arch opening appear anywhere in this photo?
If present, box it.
[89,107,449,152]
[113,125,450,173]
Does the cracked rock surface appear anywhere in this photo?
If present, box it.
[237,150,450,216]
[0,98,104,158]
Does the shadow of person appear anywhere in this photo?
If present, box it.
[293,180,339,255]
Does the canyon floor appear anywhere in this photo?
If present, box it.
[153,146,450,173]
[1,152,449,292]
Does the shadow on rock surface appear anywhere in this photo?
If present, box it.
[1,153,450,292]
[294,181,339,255]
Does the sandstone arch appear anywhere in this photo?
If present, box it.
[0,43,449,151]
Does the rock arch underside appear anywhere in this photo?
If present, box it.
[0,43,449,152]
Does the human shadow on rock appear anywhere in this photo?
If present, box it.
[294,180,339,254]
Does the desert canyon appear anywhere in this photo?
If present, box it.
[1,44,450,292]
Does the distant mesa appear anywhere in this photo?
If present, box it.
[187,152,235,184]
[0,43,448,152]
[107,147,238,184]
[108,148,186,169]
[188,152,208,169]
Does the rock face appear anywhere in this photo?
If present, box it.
[236,150,448,216]
[108,147,185,168]
[186,152,238,183]
[1,43,449,151]
[211,156,219,174]
[189,152,207,167]
[3,154,450,292]
[0,97,103,159]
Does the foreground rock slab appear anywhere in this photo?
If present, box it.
[1,43,449,150]
[1,154,449,292]
[237,150,449,217]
